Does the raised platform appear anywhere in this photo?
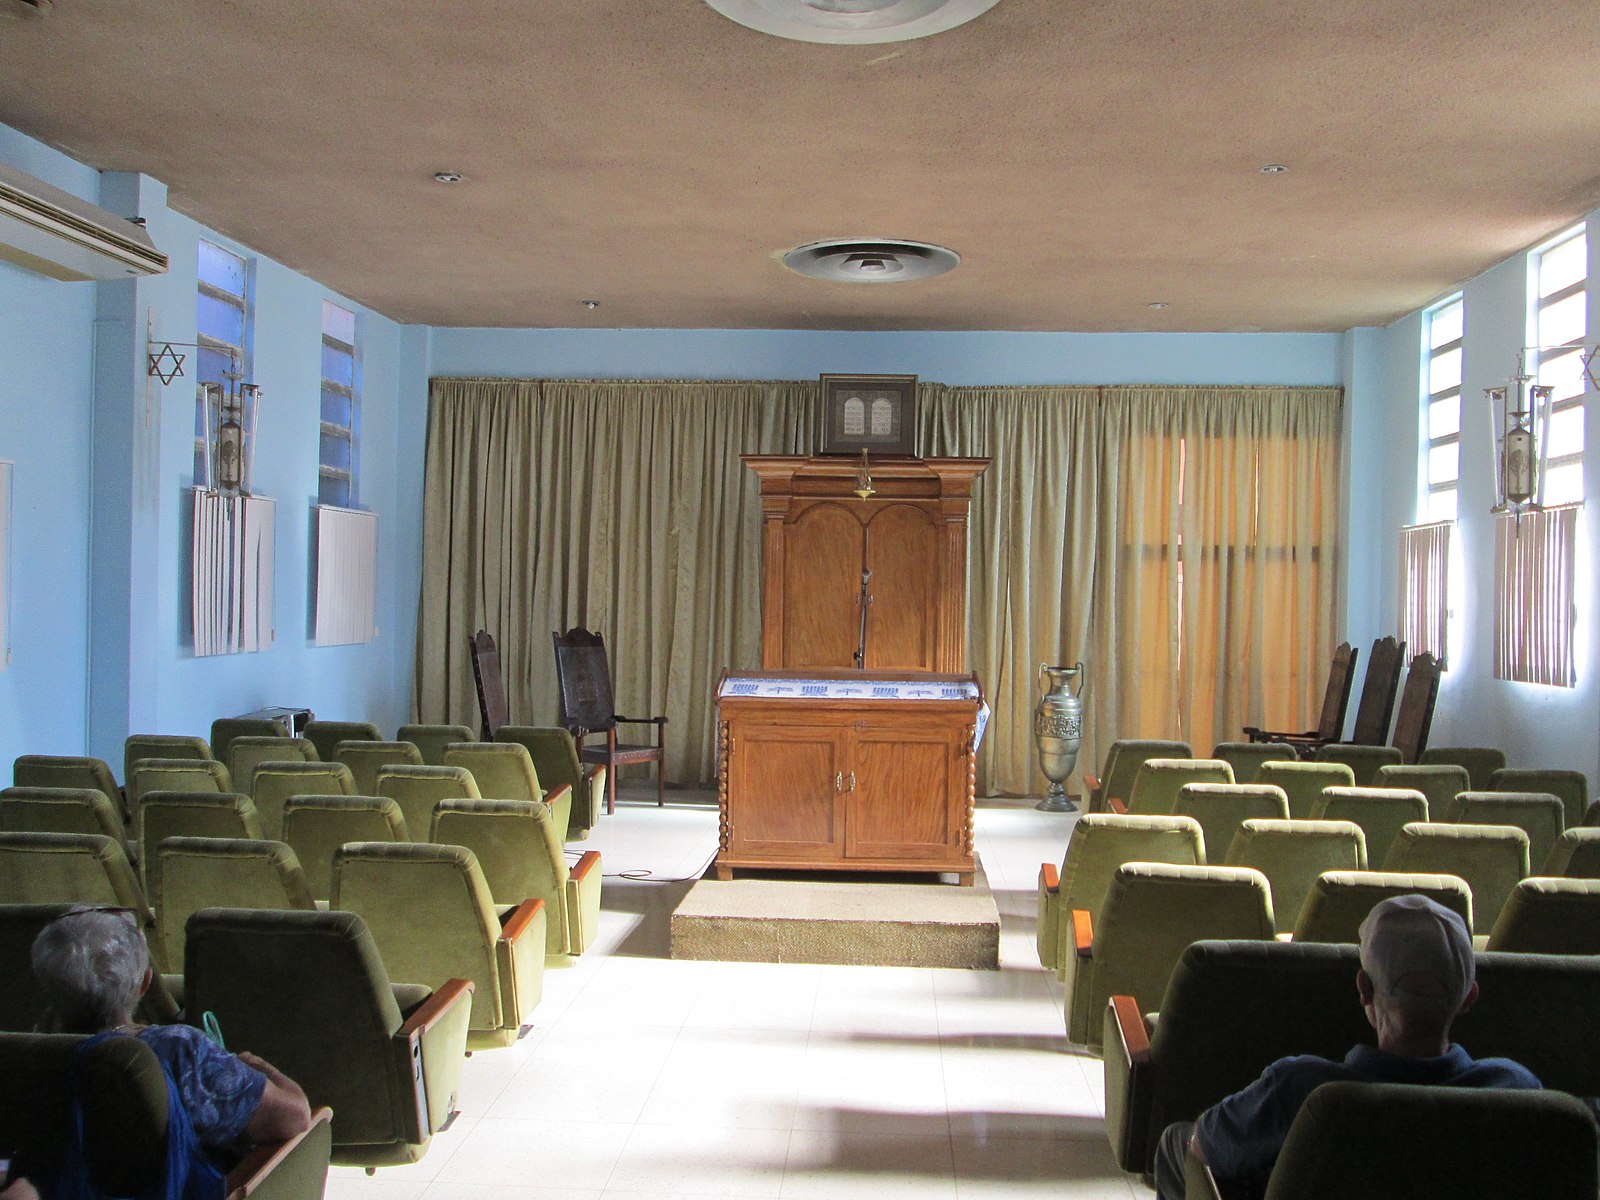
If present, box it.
[669,865,1001,969]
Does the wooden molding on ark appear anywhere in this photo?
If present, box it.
[742,455,990,675]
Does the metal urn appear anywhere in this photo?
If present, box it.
[1034,662,1084,812]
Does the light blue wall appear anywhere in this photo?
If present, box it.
[0,122,428,776]
[428,327,1343,386]
[1352,211,1600,788]
[0,128,100,770]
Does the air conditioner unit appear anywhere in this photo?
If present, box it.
[0,159,168,281]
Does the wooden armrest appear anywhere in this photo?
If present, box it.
[397,977,474,1039]
[542,782,572,810]
[500,897,546,943]
[572,850,601,881]
[1108,995,1151,1066]
[1040,862,1060,893]
[225,1107,332,1199]
[1072,909,1094,957]
[614,714,668,725]
[1083,771,1102,795]
[1108,796,1129,816]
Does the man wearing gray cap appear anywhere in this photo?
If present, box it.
[1153,894,1541,1199]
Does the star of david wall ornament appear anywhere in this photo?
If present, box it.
[147,342,187,384]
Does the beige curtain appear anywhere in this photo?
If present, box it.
[416,378,1342,795]
[1399,521,1452,667]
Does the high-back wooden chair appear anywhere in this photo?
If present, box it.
[1242,640,1358,755]
[1389,652,1441,763]
[552,627,666,813]
[468,629,510,740]
[1347,635,1406,746]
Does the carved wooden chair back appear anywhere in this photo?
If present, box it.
[1390,653,1442,764]
[1315,642,1359,742]
[1348,636,1406,746]
[469,629,509,740]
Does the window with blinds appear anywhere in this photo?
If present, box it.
[1493,506,1578,687]
[1423,296,1463,523]
[194,241,250,486]
[1399,521,1451,668]
[1532,225,1587,507]
[319,301,358,508]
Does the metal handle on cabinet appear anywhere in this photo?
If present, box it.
[848,772,857,792]
[835,772,844,792]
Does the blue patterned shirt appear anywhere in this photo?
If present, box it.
[135,1025,267,1156]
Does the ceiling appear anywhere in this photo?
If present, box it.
[1,0,1597,332]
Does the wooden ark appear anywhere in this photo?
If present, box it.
[741,455,989,674]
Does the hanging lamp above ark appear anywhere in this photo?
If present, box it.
[1485,374,1552,516]
[704,0,1000,44]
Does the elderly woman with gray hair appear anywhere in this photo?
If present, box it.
[6,906,310,1194]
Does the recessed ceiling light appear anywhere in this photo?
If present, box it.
[433,171,463,184]
[705,0,1000,44]
[581,299,600,310]
[783,238,960,283]
[0,0,53,19]
[1258,163,1289,175]
[1147,301,1169,309]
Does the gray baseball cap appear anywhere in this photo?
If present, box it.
[1358,894,1474,1012]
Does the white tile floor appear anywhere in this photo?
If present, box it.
[325,789,1140,1200]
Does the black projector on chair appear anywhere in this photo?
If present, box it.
[234,706,314,736]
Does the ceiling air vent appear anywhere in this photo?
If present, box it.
[783,238,959,283]
[705,0,999,44]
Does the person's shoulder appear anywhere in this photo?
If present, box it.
[137,1023,213,1053]
[1460,1055,1542,1089]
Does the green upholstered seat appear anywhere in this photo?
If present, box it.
[1037,813,1205,977]
[282,795,409,902]
[334,741,425,796]
[333,841,547,1050]
[375,765,481,840]
[0,1030,335,1199]
[1256,760,1355,821]
[1189,1082,1598,1200]
[496,725,607,841]
[0,903,179,1031]
[1419,745,1507,791]
[1120,758,1234,817]
[1062,861,1274,1052]
[1104,938,1370,1175]
[209,717,288,767]
[0,833,163,969]
[442,742,570,844]
[1486,876,1600,953]
[123,733,213,789]
[1374,762,1469,819]
[251,762,356,841]
[12,755,125,827]
[1447,790,1565,871]
[304,720,384,763]
[1382,822,1529,934]
[1289,870,1474,943]
[1313,743,1403,786]
[1491,767,1590,830]
[184,907,473,1167]
[397,723,476,766]
[126,758,232,843]
[227,735,319,796]
[1225,819,1367,934]
[1210,742,1297,785]
[155,836,317,971]
[139,790,264,900]
[1172,783,1289,864]
[1545,827,1600,878]
[1084,739,1192,814]
[1312,786,1427,866]
[0,787,132,859]
[432,799,602,959]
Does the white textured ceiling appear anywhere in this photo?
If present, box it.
[1,0,1597,331]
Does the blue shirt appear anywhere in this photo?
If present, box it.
[1196,1043,1541,1189]
[136,1025,268,1157]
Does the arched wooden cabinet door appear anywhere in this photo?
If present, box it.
[782,501,862,669]
[864,502,939,672]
